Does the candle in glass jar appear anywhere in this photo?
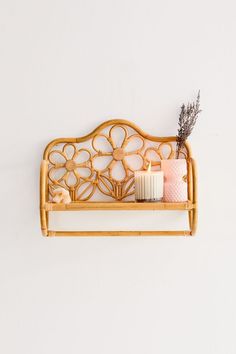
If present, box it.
[134,163,164,202]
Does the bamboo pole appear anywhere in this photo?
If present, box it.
[40,160,49,236]
[190,157,198,235]
[48,230,192,237]
[187,158,193,232]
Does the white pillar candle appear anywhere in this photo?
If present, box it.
[134,164,164,202]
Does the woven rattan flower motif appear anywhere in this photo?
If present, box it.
[92,125,145,181]
[48,143,92,187]
[144,142,175,167]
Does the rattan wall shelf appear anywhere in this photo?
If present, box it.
[40,119,197,237]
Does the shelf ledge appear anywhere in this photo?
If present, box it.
[44,201,195,211]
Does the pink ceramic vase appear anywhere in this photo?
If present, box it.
[161,159,188,202]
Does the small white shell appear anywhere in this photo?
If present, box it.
[52,187,71,204]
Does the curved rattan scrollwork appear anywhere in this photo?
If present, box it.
[46,120,190,201]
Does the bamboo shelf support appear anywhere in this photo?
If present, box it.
[40,119,198,237]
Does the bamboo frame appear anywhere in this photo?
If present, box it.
[40,119,197,237]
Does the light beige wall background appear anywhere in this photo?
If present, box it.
[1,0,236,353]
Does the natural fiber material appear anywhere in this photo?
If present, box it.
[40,119,197,236]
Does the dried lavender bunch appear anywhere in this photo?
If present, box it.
[176,91,201,158]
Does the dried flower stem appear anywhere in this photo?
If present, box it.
[176,91,201,158]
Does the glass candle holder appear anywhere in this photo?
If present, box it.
[134,170,164,202]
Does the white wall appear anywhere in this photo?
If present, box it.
[1,0,236,353]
